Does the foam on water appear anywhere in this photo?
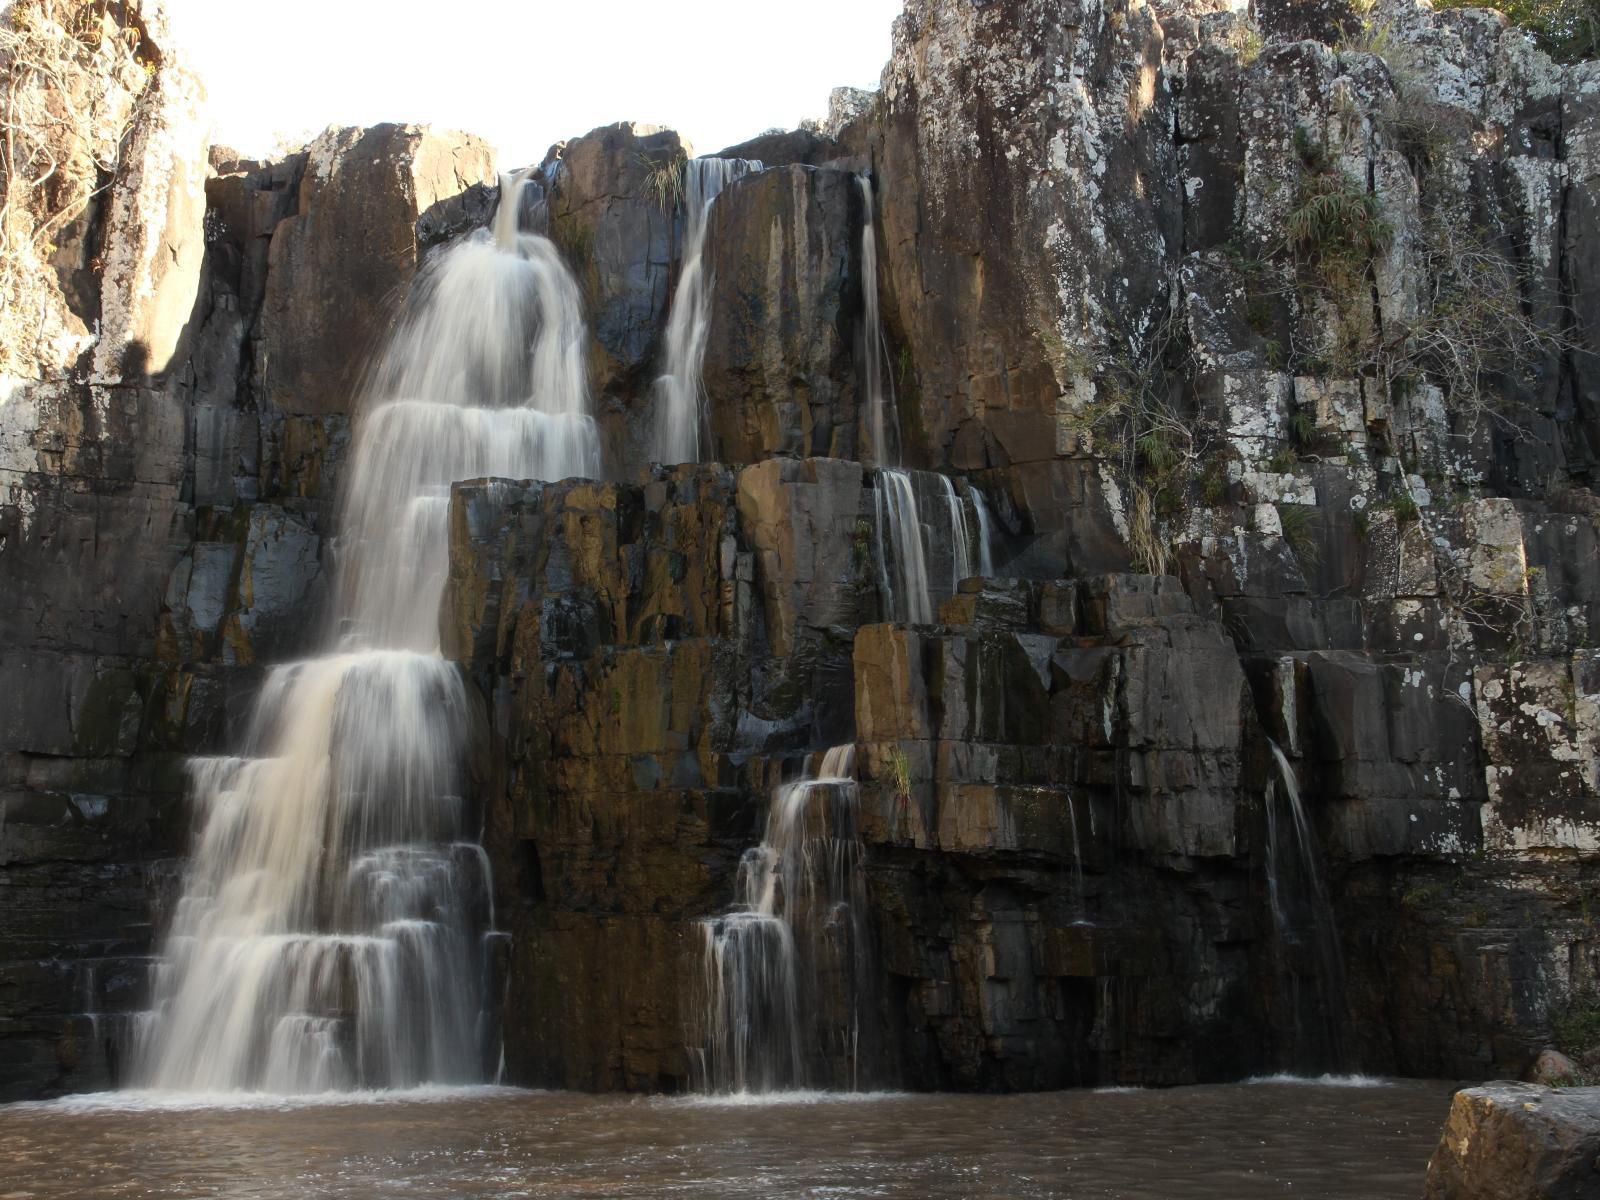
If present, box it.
[1244,1073,1393,1088]
[660,1088,907,1109]
[8,1085,530,1115]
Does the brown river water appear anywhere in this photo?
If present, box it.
[0,1077,1456,1199]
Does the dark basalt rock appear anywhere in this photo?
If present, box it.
[544,123,685,404]
[715,127,845,167]
[1252,0,1356,44]
[702,165,861,464]
[254,124,495,418]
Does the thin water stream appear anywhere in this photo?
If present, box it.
[651,156,763,464]
[693,746,869,1092]
[0,1079,1455,1198]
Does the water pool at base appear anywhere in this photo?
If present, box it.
[0,1077,1455,1198]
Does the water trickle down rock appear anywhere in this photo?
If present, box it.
[651,157,763,465]
[1263,740,1349,1073]
[691,746,872,1092]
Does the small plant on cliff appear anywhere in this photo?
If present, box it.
[1287,167,1392,289]
[1129,483,1170,577]
[642,149,687,212]
[1376,212,1573,437]
[887,746,912,800]
[1387,490,1420,527]
[1227,18,1265,64]
[1276,503,1321,571]
[887,745,914,837]
[1283,130,1392,378]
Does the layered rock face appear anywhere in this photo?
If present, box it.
[9,0,1600,1101]
[442,0,1600,1090]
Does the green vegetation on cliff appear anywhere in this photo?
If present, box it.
[1433,0,1599,61]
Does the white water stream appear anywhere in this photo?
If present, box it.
[136,175,599,1091]
[855,174,994,618]
[1264,741,1349,1070]
[693,746,868,1092]
[651,156,763,465]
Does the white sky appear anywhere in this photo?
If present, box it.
[160,0,904,168]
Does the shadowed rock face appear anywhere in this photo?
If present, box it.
[543,123,685,402]
[11,0,1600,1105]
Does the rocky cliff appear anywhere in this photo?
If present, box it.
[6,0,1600,1098]
[445,0,1600,1089]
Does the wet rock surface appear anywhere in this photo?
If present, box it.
[438,0,1600,1094]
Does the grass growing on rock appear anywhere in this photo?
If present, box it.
[1276,503,1321,570]
[641,149,687,212]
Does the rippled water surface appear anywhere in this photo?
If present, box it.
[0,1078,1454,1198]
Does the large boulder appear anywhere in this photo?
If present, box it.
[1424,1083,1600,1200]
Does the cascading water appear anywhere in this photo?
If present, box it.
[651,155,763,465]
[873,470,994,623]
[856,173,994,617]
[971,486,996,578]
[1263,741,1349,1070]
[135,173,599,1092]
[691,746,871,1093]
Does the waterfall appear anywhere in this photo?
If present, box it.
[1065,794,1088,926]
[970,485,996,578]
[1264,741,1349,1070]
[691,748,869,1093]
[874,469,934,624]
[651,156,763,465]
[135,173,599,1092]
[857,174,895,469]
[874,469,997,623]
[856,174,994,616]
